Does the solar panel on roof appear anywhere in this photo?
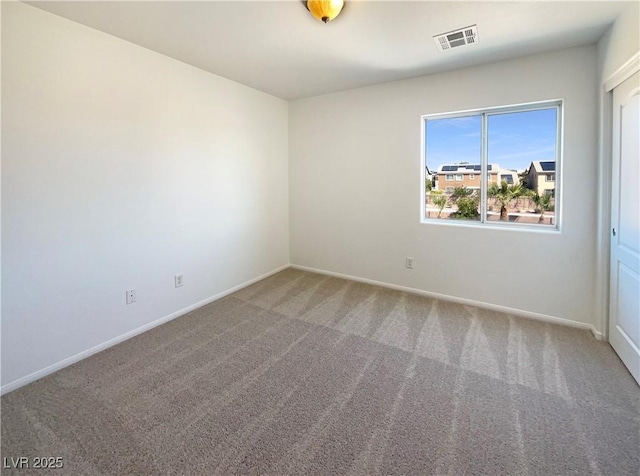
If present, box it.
[442,165,457,172]
[488,165,493,171]
[473,165,481,171]
[540,161,555,171]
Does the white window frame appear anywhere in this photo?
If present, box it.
[445,174,454,181]
[455,174,463,181]
[469,173,475,180]
[421,100,563,232]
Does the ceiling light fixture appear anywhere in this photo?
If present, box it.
[305,0,344,23]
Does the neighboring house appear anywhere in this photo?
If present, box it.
[525,161,556,197]
[432,163,518,193]
[425,164,436,190]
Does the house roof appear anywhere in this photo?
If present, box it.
[436,164,495,173]
[530,161,556,173]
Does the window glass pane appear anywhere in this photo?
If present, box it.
[425,115,482,221]
[486,108,557,226]
[423,102,561,230]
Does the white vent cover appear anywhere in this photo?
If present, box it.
[434,25,478,51]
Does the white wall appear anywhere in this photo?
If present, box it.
[1,2,289,389]
[289,46,599,331]
[597,1,639,82]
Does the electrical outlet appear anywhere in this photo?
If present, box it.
[175,274,184,288]
[406,257,414,269]
[126,289,136,304]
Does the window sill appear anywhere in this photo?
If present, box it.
[420,217,561,234]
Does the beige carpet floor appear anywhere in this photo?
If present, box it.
[2,268,639,475]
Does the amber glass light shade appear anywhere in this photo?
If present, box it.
[306,0,344,23]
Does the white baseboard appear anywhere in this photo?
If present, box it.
[290,264,604,340]
[0,264,290,396]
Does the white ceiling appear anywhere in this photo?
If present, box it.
[27,1,630,100]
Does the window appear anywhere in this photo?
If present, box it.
[500,174,514,185]
[423,101,561,228]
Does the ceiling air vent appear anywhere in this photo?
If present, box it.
[434,25,478,51]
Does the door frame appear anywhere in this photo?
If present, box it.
[596,52,640,341]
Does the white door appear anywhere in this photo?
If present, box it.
[609,70,640,385]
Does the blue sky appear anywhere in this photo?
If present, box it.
[425,108,557,172]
